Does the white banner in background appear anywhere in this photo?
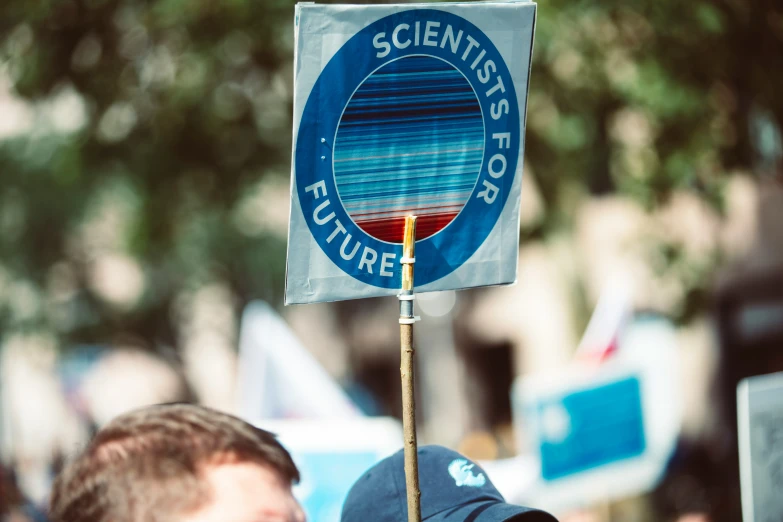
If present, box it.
[285,2,537,304]
[236,301,361,420]
[738,372,783,522]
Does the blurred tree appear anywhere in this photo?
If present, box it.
[0,0,781,348]
[523,0,782,324]
[526,0,783,215]
[0,0,298,347]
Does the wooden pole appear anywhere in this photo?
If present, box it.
[399,215,421,522]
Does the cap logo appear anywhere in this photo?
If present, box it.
[448,459,486,488]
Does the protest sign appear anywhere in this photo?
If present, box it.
[511,317,681,511]
[285,2,537,304]
[236,301,362,420]
[737,372,783,522]
[257,418,403,522]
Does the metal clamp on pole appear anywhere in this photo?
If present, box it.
[399,218,418,325]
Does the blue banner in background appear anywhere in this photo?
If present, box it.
[258,418,402,522]
[294,451,379,522]
[536,376,646,481]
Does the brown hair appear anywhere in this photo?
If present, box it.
[49,403,299,522]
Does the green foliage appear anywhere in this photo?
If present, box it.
[0,0,298,344]
[525,0,782,210]
[0,0,781,344]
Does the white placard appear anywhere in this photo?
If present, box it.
[738,372,783,522]
[236,301,361,420]
[286,2,536,304]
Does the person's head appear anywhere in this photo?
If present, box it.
[49,403,305,522]
[341,445,557,522]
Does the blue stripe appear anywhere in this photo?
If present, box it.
[334,55,484,225]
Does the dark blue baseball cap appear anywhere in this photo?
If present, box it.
[341,445,558,522]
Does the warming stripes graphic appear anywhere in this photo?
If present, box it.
[333,55,485,244]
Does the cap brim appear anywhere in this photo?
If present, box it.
[427,499,558,522]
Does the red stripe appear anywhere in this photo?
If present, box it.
[357,212,459,243]
[350,204,463,219]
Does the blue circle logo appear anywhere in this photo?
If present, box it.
[296,9,520,288]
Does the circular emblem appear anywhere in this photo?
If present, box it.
[296,9,520,288]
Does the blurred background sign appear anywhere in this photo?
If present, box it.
[511,316,681,512]
[237,301,361,420]
[737,372,783,522]
[258,418,402,522]
[535,375,646,482]
[240,301,403,521]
